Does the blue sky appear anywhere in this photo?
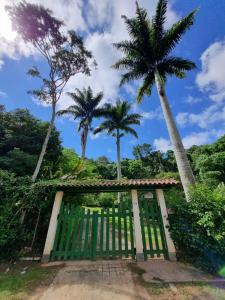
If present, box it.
[0,0,225,161]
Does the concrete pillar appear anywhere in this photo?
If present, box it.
[131,189,144,261]
[42,191,64,262]
[156,189,177,261]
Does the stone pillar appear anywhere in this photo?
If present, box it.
[156,189,177,261]
[131,189,144,261]
[42,191,64,262]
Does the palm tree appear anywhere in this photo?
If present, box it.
[94,100,141,180]
[57,86,104,159]
[112,0,197,200]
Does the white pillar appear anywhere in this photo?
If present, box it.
[156,189,176,261]
[42,191,64,262]
[131,189,144,261]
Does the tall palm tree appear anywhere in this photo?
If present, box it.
[113,0,197,200]
[94,100,141,180]
[57,86,104,159]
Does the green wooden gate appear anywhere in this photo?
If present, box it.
[138,194,169,260]
[51,200,135,261]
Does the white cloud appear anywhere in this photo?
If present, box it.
[196,38,225,102]
[0,0,179,108]
[0,90,7,97]
[185,95,203,105]
[153,138,172,152]
[154,129,225,152]
[176,103,225,129]
[90,131,102,140]
[0,0,85,67]
[176,112,189,127]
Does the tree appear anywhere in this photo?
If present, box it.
[113,0,197,200]
[7,2,94,181]
[94,100,141,180]
[0,108,61,176]
[57,87,104,159]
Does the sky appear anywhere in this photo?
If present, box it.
[0,0,225,161]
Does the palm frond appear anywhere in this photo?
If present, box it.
[137,73,155,103]
[157,9,198,59]
[153,0,167,41]
[157,57,196,79]
[122,126,138,138]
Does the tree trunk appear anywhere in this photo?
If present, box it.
[116,129,122,180]
[31,103,56,182]
[81,127,88,160]
[155,73,195,201]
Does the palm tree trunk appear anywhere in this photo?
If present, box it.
[116,129,122,180]
[155,73,195,201]
[81,127,88,160]
[31,103,56,182]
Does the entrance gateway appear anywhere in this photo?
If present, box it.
[41,179,179,262]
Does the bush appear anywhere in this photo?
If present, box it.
[168,183,225,273]
[0,169,55,261]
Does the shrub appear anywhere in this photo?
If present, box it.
[168,183,225,273]
[0,169,55,261]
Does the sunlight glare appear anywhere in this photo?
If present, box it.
[0,1,17,41]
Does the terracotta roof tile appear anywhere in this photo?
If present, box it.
[39,178,179,190]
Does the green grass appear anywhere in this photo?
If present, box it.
[0,264,56,300]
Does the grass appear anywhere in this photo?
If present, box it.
[0,262,58,300]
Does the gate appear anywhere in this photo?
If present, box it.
[139,195,168,259]
[51,200,135,261]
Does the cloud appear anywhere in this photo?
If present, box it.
[176,112,189,127]
[153,138,172,152]
[185,95,203,105]
[0,90,7,97]
[90,131,103,140]
[153,129,225,152]
[196,38,225,102]
[0,0,179,108]
[176,103,225,129]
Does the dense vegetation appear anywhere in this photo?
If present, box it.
[1,106,225,272]
[1,0,224,276]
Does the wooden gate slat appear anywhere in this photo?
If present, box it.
[118,202,122,257]
[71,210,80,259]
[106,207,110,257]
[139,199,147,260]
[150,202,160,257]
[77,209,85,259]
[83,210,91,258]
[143,200,154,258]
[112,204,116,257]
[123,202,129,258]
[128,199,135,259]
[99,208,104,257]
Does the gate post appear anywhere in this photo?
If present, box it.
[42,191,64,262]
[156,189,176,261]
[131,189,144,261]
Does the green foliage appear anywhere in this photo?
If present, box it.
[57,86,104,158]
[113,0,197,101]
[156,171,180,180]
[94,100,141,139]
[133,144,177,177]
[0,169,55,260]
[95,156,117,180]
[187,135,225,185]
[0,108,62,176]
[168,184,225,273]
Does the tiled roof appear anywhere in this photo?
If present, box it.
[38,178,179,190]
